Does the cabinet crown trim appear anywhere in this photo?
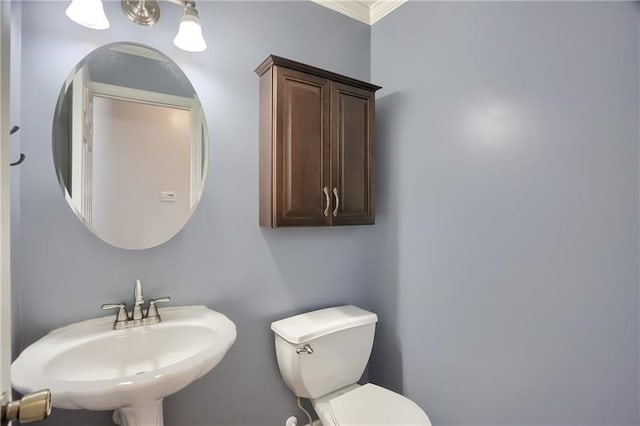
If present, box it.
[255,55,382,92]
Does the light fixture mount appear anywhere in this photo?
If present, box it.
[121,0,161,27]
[67,0,206,52]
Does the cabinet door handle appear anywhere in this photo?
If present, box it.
[332,187,339,217]
[323,187,330,217]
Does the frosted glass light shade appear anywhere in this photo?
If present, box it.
[65,0,110,30]
[173,14,207,52]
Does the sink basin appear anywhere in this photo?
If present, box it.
[12,305,236,426]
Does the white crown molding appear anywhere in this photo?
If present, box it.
[310,0,371,25]
[369,0,407,25]
[310,0,407,26]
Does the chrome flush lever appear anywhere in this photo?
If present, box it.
[296,344,314,355]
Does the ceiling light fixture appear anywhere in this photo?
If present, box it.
[173,4,206,52]
[65,0,110,30]
[65,0,207,52]
[121,0,161,27]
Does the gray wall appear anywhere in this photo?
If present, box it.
[15,1,640,426]
[17,2,371,425]
[369,2,639,425]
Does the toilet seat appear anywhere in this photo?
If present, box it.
[317,384,431,426]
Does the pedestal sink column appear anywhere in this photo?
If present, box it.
[114,400,164,426]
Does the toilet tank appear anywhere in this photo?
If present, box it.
[271,305,378,399]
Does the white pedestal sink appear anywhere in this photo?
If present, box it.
[12,306,236,426]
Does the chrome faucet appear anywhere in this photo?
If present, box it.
[101,280,171,330]
[132,279,145,321]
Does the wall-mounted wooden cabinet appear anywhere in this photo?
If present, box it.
[256,55,381,228]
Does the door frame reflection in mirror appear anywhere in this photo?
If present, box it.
[66,80,205,222]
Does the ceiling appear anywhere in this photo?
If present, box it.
[310,0,407,25]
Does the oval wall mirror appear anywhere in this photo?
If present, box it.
[52,42,208,249]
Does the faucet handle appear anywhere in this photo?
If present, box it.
[101,303,129,322]
[146,297,171,319]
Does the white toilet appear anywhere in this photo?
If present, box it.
[271,305,431,426]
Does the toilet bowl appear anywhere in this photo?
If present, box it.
[313,383,430,426]
[271,305,431,425]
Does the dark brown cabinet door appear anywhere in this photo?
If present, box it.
[330,82,375,225]
[273,67,331,226]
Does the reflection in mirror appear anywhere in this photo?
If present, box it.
[53,43,208,249]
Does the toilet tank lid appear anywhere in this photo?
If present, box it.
[271,305,378,344]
